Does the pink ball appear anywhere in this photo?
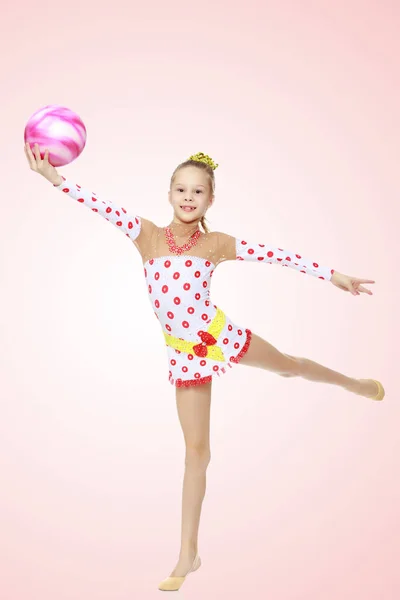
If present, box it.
[24,104,87,167]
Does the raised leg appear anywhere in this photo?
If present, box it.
[240,332,381,398]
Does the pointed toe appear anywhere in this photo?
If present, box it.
[371,379,385,400]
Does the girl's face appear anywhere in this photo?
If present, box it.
[168,167,214,225]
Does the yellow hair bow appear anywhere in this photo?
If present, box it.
[189,152,219,170]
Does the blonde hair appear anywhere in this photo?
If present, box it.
[170,152,218,234]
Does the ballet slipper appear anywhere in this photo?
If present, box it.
[357,379,385,400]
[158,553,201,591]
[369,379,385,401]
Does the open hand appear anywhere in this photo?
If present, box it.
[331,271,375,296]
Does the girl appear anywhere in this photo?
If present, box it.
[24,142,384,591]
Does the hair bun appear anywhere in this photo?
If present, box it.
[188,152,219,170]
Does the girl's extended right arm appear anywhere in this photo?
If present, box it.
[53,175,142,242]
[24,142,151,245]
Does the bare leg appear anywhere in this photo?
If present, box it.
[240,332,380,397]
[169,380,212,577]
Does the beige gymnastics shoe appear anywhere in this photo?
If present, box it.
[357,379,385,400]
[158,553,202,591]
[369,379,385,400]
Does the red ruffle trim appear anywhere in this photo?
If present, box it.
[230,328,252,364]
[169,329,252,388]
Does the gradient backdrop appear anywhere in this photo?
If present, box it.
[1,1,399,598]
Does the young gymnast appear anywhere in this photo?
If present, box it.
[25,142,384,591]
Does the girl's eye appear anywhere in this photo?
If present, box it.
[196,190,202,194]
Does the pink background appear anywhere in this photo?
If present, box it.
[1,1,399,598]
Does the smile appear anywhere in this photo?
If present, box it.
[180,206,196,212]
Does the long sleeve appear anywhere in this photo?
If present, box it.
[53,175,141,242]
[235,237,334,281]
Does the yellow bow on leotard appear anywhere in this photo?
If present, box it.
[163,307,226,362]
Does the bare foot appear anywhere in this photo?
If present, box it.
[170,552,199,578]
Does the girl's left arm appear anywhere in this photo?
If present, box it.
[217,233,375,295]
[228,234,334,280]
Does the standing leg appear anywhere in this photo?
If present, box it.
[240,332,383,399]
[168,380,212,578]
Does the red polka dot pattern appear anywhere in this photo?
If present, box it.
[54,176,141,242]
[143,255,253,387]
[54,179,334,387]
[235,238,334,280]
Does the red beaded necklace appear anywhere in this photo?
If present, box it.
[165,226,201,255]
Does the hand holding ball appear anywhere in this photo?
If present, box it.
[24,142,63,186]
[24,104,86,168]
